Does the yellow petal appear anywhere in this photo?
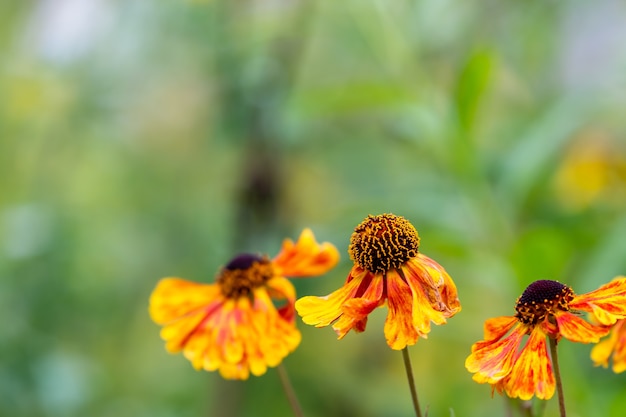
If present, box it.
[272,228,340,277]
[555,311,610,343]
[149,278,222,324]
[295,267,369,327]
[501,328,554,400]
[465,320,525,383]
[570,276,626,325]
[332,273,384,339]
[384,270,421,349]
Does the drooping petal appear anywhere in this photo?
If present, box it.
[500,328,555,400]
[401,258,460,339]
[591,323,619,369]
[591,319,626,373]
[295,267,370,327]
[149,278,222,325]
[384,269,421,350]
[570,276,626,325]
[479,316,519,346]
[265,276,297,322]
[251,288,301,369]
[332,273,384,338]
[409,254,461,317]
[465,319,525,384]
[554,311,610,343]
[272,228,340,277]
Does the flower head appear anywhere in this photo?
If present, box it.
[149,229,339,380]
[295,213,461,350]
[466,277,626,400]
[591,297,626,374]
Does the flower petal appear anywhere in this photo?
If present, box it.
[332,274,384,338]
[266,276,297,322]
[570,276,626,325]
[295,267,370,327]
[272,228,340,277]
[149,278,222,325]
[384,269,421,350]
[500,328,554,400]
[465,319,525,383]
[555,311,610,343]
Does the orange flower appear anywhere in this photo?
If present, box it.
[466,277,626,400]
[149,229,339,380]
[591,315,626,373]
[295,213,461,350]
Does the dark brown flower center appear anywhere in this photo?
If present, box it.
[348,213,420,273]
[217,253,274,298]
[514,280,574,326]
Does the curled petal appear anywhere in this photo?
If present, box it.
[465,319,525,383]
[500,328,555,400]
[406,255,461,320]
[295,268,370,328]
[570,276,626,325]
[554,311,610,343]
[272,228,340,277]
[266,276,297,322]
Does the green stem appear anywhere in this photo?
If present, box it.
[548,337,567,417]
[277,363,305,417]
[402,347,423,417]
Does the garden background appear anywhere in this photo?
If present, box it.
[2,0,626,416]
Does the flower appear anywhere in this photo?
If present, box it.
[295,213,461,350]
[591,316,626,373]
[465,277,626,400]
[149,228,339,380]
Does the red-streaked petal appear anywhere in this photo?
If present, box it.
[500,328,554,400]
[554,311,610,343]
[483,316,519,344]
[332,274,384,338]
[272,228,340,277]
[570,276,626,325]
[149,278,222,325]
[384,270,420,350]
[408,254,462,317]
[465,320,526,383]
[295,267,371,327]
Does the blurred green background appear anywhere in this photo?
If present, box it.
[2,0,626,416]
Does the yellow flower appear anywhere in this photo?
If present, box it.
[591,317,626,373]
[149,229,339,380]
[466,277,626,400]
[295,213,461,350]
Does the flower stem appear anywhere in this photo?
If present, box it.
[548,337,567,417]
[277,363,305,417]
[402,347,423,417]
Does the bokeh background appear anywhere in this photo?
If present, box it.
[2,0,626,416]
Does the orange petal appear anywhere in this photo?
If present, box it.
[554,311,610,343]
[272,228,340,277]
[570,276,626,325]
[265,276,297,322]
[295,267,370,327]
[410,254,462,317]
[465,320,525,383]
[500,328,554,400]
[149,278,222,325]
[332,274,384,338]
[384,270,421,350]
